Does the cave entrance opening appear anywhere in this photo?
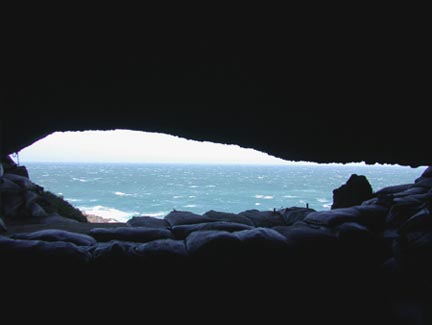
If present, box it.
[7,129,425,224]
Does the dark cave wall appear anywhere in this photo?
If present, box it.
[1,14,428,166]
[2,102,429,167]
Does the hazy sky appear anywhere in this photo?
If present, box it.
[19,130,293,164]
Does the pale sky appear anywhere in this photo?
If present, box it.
[18,130,293,164]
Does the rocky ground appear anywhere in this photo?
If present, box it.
[2,164,432,323]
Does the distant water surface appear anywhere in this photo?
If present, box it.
[24,163,426,222]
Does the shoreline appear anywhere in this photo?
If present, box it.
[83,212,121,223]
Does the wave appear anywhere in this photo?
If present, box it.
[317,198,329,203]
[114,191,133,197]
[79,205,169,221]
[72,177,88,183]
[145,211,169,218]
[78,205,138,222]
[283,195,298,198]
[255,195,273,199]
[183,204,197,208]
[65,198,82,202]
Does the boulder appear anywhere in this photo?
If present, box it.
[393,230,432,283]
[172,221,253,240]
[89,227,174,243]
[386,202,424,229]
[336,222,388,267]
[335,221,370,237]
[203,210,255,226]
[412,177,432,189]
[0,177,23,218]
[234,228,287,248]
[386,194,432,229]
[134,239,188,260]
[352,204,389,231]
[7,213,80,226]
[0,236,91,264]
[0,176,51,221]
[164,210,212,227]
[185,230,240,256]
[238,209,285,227]
[278,207,315,225]
[420,166,432,178]
[392,187,428,197]
[398,207,432,234]
[127,216,170,229]
[374,184,412,197]
[11,229,97,246]
[331,174,373,209]
[3,173,40,191]
[273,225,336,245]
[3,165,30,178]
[233,228,289,266]
[304,208,361,227]
[35,213,80,224]
[90,240,139,263]
[271,225,340,272]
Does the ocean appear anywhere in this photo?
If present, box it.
[24,162,426,222]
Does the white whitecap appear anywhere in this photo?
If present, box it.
[72,177,88,182]
[255,202,261,206]
[183,204,197,208]
[189,195,196,198]
[173,195,183,199]
[79,205,138,222]
[114,191,133,197]
[323,203,332,209]
[317,198,329,203]
[65,198,82,202]
[263,196,273,199]
[284,195,298,198]
[142,211,169,218]
[255,195,264,199]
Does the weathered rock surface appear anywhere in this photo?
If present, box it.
[172,221,253,240]
[127,216,170,228]
[89,227,174,243]
[0,171,86,224]
[11,229,97,246]
[1,168,432,323]
[331,174,373,209]
[164,210,212,227]
[238,209,285,227]
[277,207,315,225]
[203,210,255,226]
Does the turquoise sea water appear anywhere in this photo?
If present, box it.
[24,163,426,222]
